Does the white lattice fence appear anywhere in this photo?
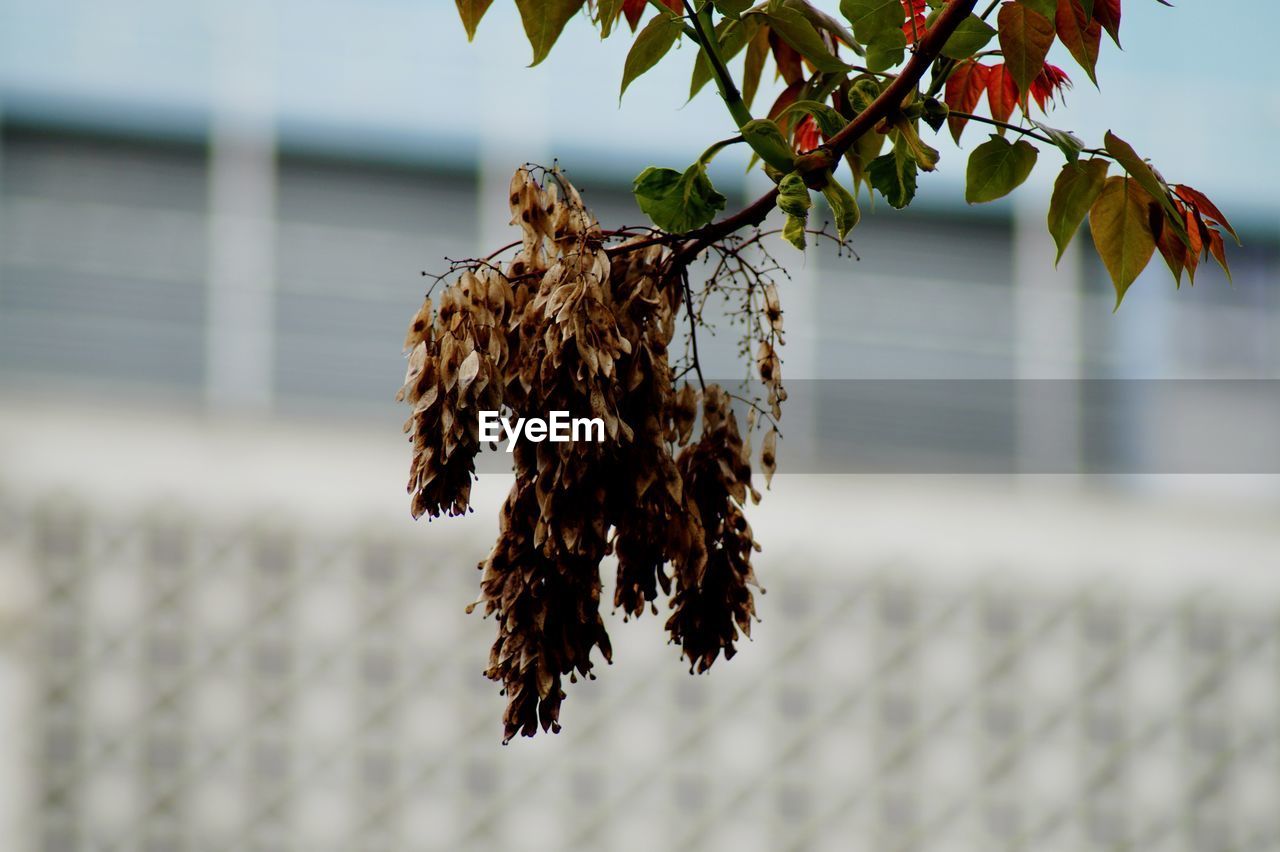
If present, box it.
[2,487,1279,852]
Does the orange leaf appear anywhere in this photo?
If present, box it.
[1183,206,1204,282]
[768,29,804,85]
[1174,185,1239,244]
[767,80,805,133]
[1154,207,1186,285]
[986,64,1019,124]
[1207,228,1231,280]
[944,61,990,143]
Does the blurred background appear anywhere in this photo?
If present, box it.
[1,1,1279,850]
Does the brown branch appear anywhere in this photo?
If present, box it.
[673,0,980,262]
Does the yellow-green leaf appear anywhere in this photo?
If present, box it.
[1102,131,1181,228]
[1047,158,1108,263]
[820,178,861,241]
[515,0,587,66]
[455,0,494,41]
[598,0,625,38]
[622,11,683,99]
[751,2,848,73]
[1089,176,1158,307]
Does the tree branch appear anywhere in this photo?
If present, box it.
[673,0,980,262]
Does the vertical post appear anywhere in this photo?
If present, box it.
[1013,190,1083,475]
[205,2,278,411]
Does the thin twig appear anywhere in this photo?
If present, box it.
[680,265,707,392]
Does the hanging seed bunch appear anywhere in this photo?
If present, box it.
[400,166,781,742]
[398,266,512,519]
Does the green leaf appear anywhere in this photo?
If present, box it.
[1019,0,1058,18]
[622,11,683,99]
[1031,119,1085,163]
[783,0,859,50]
[996,2,1056,100]
[940,14,996,60]
[633,163,727,233]
[715,0,754,18]
[1047,157,1108,263]
[515,0,587,66]
[455,0,494,41]
[1089,176,1158,307]
[892,117,939,172]
[741,119,798,173]
[753,1,848,72]
[820,178,861,240]
[865,27,906,72]
[691,18,756,100]
[965,135,1038,204]
[868,137,918,209]
[844,78,886,198]
[840,0,905,43]
[779,99,849,137]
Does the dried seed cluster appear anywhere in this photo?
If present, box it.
[399,168,778,742]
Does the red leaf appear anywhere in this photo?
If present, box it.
[902,0,928,44]
[1155,206,1186,284]
[903,13,929,43]
[1183,206,1205,282]
[768,29,804,85]
[1055,0,1101,86]
[767,80,805,132]
[793,115,821,153]
[1207,227,1231,278]
[1092,0,1121,46]
[621,0,680,31]
[985,63,1019,124]
[944,60,990,143]
[1174,185,1239,244]
[1029,63,1072,111]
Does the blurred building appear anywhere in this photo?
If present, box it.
[1,2,1279,851]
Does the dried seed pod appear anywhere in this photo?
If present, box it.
[402,166,778,739]
[666,386,762,674]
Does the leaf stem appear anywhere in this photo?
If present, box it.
[948,110,1105,156]
[644,0,698,38]
[683,0,754,128]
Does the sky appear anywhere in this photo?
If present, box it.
[0,0,1276,215]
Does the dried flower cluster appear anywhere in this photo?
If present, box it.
[399,167,781,742]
